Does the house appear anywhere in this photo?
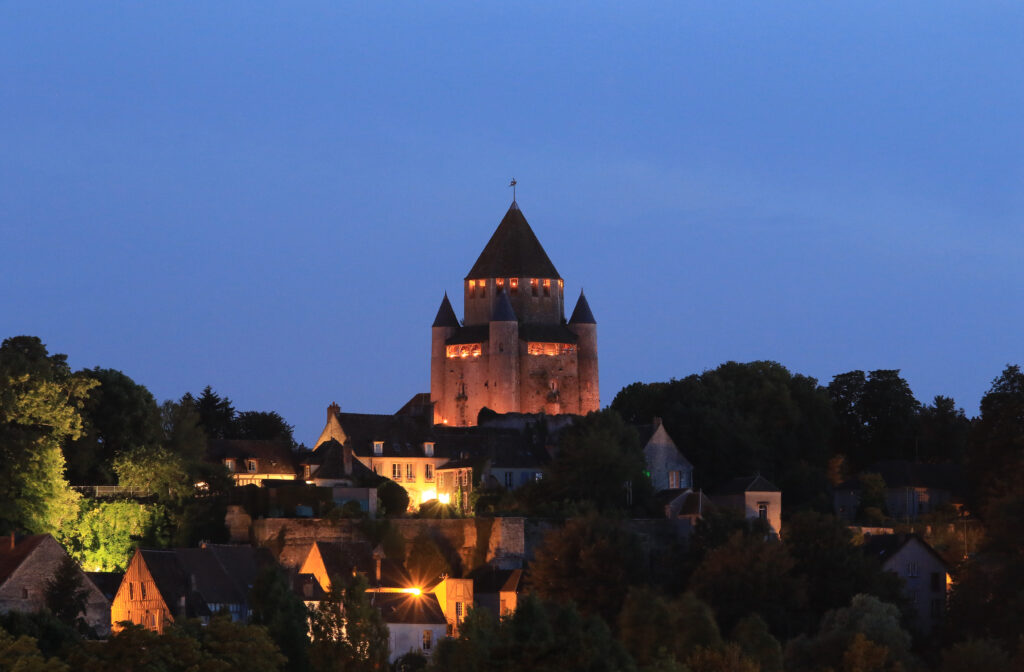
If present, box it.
[299,541,412,593]
[863,533,950,634]
[208,439,298,487]
[711,475,783,536]
[469,566,523,619]
[430,576,474,636]
[429,201,599,426]
[111,544,270,633]
[0,534,111,636]
[835,461,963,522]
[374,591,448,663]
[655,488,713,526]
[638,418,693,492]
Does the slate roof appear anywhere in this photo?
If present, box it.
[469,567,523,594]
[862,533,950,570]
[715,475,780,495]
[302,439,379,482]
[208,439,298,476]
[492,291,517,321]
[0,535,48,586]
[373,592,447,625]
[85,571,124,600]
[466,203,561,280]
[569,291,596,324]
[432,293,460,328]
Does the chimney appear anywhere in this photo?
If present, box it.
[328,402,340,422]
[343,443,353,477]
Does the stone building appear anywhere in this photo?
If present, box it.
[431,201,599,426]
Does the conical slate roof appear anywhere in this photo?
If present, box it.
[432,293,459,328]
[491,290,517,322]
[466,203,561,280]
[569,290,596,324]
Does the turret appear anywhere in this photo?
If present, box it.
[488,291,520,414]
[569,290,599,413]
[431,293,459,424]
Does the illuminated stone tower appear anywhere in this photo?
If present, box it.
[430,201,599,426]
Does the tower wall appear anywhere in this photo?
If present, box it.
[488,321,520,414]
[519,344,581,416]
[464,277,564,326]
[430,325,455,424]
[570,322,599,413]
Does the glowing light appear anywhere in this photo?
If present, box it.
[438,493,451,504]
[421,489,437,503]
[402,587,422,596]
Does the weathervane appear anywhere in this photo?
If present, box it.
[509,178,517,201]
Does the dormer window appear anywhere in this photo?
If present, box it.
[373,441,384,456]
[246,459,257,473]
[423,442,435,457]
[543,279,551,297]
[510,277,519,295]
[224,459,234,471]
[531,278,539,296]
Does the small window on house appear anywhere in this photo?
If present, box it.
[543,279,551,297]
[505,472,513,488]
[668,470,681,489]
[496,278,504,292]
[907,562,920,577]
[461,471,468,486]
[141,583,147,599]
[479,279,486,297]
[392,464,402,481]
[422,629,433,650]
[373,441,384,456]
[425,464,434,481]
[423,442,435,457]
[468,280,476,298]
[129,583,134,600]
[510,277,518,295]
[246,459,257,473]
[455,601,464,622]
[224,458,234,471]
[406,464,415,481]
[758,502,768,520]
[530,278,539,296]
[21,588,28,599]
[303,465,311,479]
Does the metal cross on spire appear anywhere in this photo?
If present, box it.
[509,178,517,202]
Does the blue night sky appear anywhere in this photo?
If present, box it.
[2,3,1022,445]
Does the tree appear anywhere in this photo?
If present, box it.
[193,386,236,440]
[731,614,783,672]
[308,574,389,672]
[828,369,921,471]
[43,555,89,633]
[249,564,310,672]
[529,514,646,625]
[160,397,207,466]
[405,531,454,586]
[967,364,1024,509]
[178,615,287,672]
[113,446,192,502]
[63,368,162,485]
[685,644,760,672]
[0,336,92,535]
[0,628,69,672]
[618,588,722,669]
[230,410,296,448]
[59,499,164,571]
[918,395,969,463]
[378,480,410,516]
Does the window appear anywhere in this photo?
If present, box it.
[303,465,311,479]
[527,342,577,356]
[392,464,402,480]
[129,583,134,600]
[461,471,468,486]
[455,601,464,622]
[141,583,147,599]
[504,472,513,488]
[373,441,384,455]
[758,502,768,520]
[224,458,234,471]
[406,464,415,481]
[479,279,486,297]
[668,470,681,489]
[468,280,476,298]
[530,278,539,296]
[246,459,257,473]
[495,278,505,293]
[534,472,543,481]
[425,464,434,481]
[422,630,433,651]
[500,598,509,615]
[510,277,519,295]
[543,279,551,297]
[21,588,28,599]
[907,562,920,578]
[423,442,435,457]
[446,343,482,359]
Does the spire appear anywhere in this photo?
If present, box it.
[491,290,517,322]
[466,203,560,280]
[569,290,596,324]
[432,293,460,328]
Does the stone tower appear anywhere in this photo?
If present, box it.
[430,201,599,426]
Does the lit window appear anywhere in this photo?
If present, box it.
[224,459,234,471]
[373,441,384,456]
[530,278,539,296]
[543,279,551,297]
[425,464,434,481]
[247,460,257,473]
[479,279,486,297]
[558,279,563,292]
[510,277,519,295]
[668,471,680,489]
[758,502,768,520]
[468,280,476,297]
[423,630,433,651]
[446,344,482,359]
[392,464,402,480]
[496,278,504,292]
[406,464,415,481]
[527,342,577,356]
[423,442,435,457]
[455,601,464,622]
[303,465,311,479]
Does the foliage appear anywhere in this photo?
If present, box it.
[192,387,236,440]
[405,531,454,585]
[114,445,192,502]
[232,410,297,448]
[0,627,69,672]
[685,643,760,672]
[938,638,1011,672]
[618,587,722,668]
[967,364,1024,509]
[612,361,834,510]
[177,615,287,672]
[358,518,407,560]
[856,472,889,523]
[529,514,647,624]
[43,555,90,633]
[828,369,921,471]
[689,530,806,640]
[0,610,81,659]
[0,336,92,535]
[534,409,654,515]
[308,574,390,672]
[393,652,428,672]
[918,395,970,463]
[59,499,163,571]
[430,593,637,672]
[160,398,207,466]
[249,564,310,672]
[731,614,782,672]
[378,480,411,516]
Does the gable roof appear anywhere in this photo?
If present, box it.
[207,439,297,476]
[862,533,950,571]
[373,592,447,625]
[0,535,50,587]
[715,475,780,495]
[466,203,560,280]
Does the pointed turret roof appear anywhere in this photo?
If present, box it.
[491,290,517,322]
[569,290,596,324]
[466,203,561,280]
[432,293,460,328]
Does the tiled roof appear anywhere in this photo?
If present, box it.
[373,592,447,625]
[85,571,124,600]
[466,203,561,280]
[0,535,49,586]
[208,439,298,476]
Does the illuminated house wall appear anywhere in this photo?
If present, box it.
[431,202,599,426]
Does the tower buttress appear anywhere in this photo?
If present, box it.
[569,290,599,413]
[431,293,459,424]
